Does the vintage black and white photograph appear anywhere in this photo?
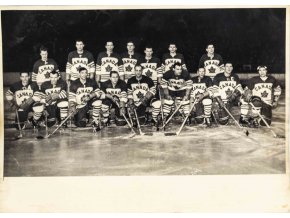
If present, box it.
[1,7,287,178]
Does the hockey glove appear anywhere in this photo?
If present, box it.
[128,99,136,110]
[19,97,34,111]
[272,101,278,109]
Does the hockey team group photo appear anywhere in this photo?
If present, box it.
[2,8,286,176]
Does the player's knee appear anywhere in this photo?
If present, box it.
[251,96,262,107]
[202,98,212,106]
[57,101,68,108]
[151,100,161,108]
[32,102,44,113]
[92,100,102,107]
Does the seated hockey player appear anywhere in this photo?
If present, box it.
[239,65,282,127]
[160,62,193,123]
[212,62,243,125]
[100,71,128,126]
[69,67,102,131]
[190,67,213,126]
[40,70,68,127]
[5,72,43,129]
[127,65,160,127]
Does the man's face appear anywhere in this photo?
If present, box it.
[144,48,153,57]
[134,66,143,78]
[110,73,119,84]
[258,67,267,78]
[40,51,48,61]
[197,68,205,78]
[168,44,177,53]
[206,45,215,54]
[50,73,59,85]
[20,73,30,84]
[173,65,182,76]
[225,63,233,74]
[79,69,88,80]
[106,42,114,52]
[76,41,84,51]
[127,42,135,52]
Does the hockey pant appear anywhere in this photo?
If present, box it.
[240,99,272,126]
[193,98,213,124]
[102,99,126,126]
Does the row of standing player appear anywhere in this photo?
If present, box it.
[6,58,281,132]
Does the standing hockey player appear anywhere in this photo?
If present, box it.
[100,71,128,126]
[127,65,160,126]
[198,44,224,80]
[32,46,59,88]
[40,71,68,127]
[239,65,282,127]
[140,45,163,86]
[121,41,142,82]
[66,39,95,81]
[161,43,187,74]
[161,62,193,122]
[69,67,102,131]
[212,62,243,125]
[191,67,213,126]
[95,41,123,87]
[6,72,43,129]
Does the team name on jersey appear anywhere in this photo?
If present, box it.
[72,57,89,65]
[15,89,34,105]
[38,64,55,74]
[131,83,150,91]
[192,83,207,91]
[122,58,137,65]
[254,83,273,91]
[101,57,118,66]
[45,87,61,95]
[204,60,220,67]
[106,88,122,96]
[165,58,181,65]
[219,81,237,89]
[76,87,93,95]
[141,63,157,70]
[169,79,186,89]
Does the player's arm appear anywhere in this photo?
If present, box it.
[183,74,193,101]
[95,54,102,87]
[32,62,38,83]
[160,76,171,100]
[5,86,18,110]
[117,55,125,81]
[88,52,96,80]
[66,53,72,81]
[156,58,163,84]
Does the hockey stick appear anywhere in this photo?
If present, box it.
[121,112,137,135]
[133,109,152,136]
[160,101,182,129]
[249,102,284,138]
[14,109,23,140]
[127,107,134,127]
[164,99,197,136]
[222,104,249,136]
[67,80,72,128]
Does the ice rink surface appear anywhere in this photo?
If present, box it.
[3,92,286,176]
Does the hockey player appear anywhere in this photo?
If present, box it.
[40,71,68,127]
[198,44,224,80]
[5,72,43,129]
[127,65,160,126]
[32,46,59,88]
[239,65,281,127]
[66,39,95,81]
[161,43,187,74]
[69,67,102,131]
[212,62,243,125]
[161,62,193,122]
[95,41,123,87]
[191,67,213,126]
[100,71,128,126]
[139,45,163,86]
[121,41,142,82]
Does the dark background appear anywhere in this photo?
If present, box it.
[1,8,286,73]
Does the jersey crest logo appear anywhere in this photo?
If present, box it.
[145,69,152,77]
[225,88,233,98]
[125,65,133,72]
[261,90,269,98]
[105,65,113,72]
[136,91,145,100]
[208,66,216,74]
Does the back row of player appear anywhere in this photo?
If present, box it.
[33,39,223,87]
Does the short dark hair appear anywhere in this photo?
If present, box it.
[50,70,59,76]
[172,62,182,69]
[78,67,87,73]
[134,65,143,70]
[169,42,177,47]
[127,41,135,45]
[206,43,214,49]
[110,71,119,77]
[144,45,153,50]
[40,46,48,52]
[19,72,29,77]
[224,62,233,66]
[75,39,84,44]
